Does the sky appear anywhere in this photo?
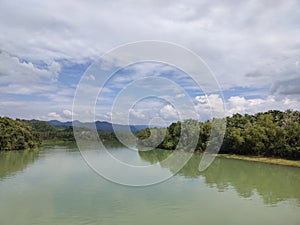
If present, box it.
[0,0,299,125]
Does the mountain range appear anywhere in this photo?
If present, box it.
[46,120,149,132]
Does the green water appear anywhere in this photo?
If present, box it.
[0,145,299,225]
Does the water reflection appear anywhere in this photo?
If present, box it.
[1,146,299,207]
[0,150,39,180]
[139,149,300,205]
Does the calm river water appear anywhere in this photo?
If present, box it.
[0,144,299,225]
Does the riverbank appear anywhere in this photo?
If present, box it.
[216,154,300,168]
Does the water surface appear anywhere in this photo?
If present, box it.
[0,145,299,225]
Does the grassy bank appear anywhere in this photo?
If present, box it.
[217,154,300,168]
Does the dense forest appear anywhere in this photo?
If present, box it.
[138,110,300,159]
[0,117,75,150]
[0,117,40,150]
[1,110,299,159]
[0,117,121,151]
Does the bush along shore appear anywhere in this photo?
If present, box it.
[138,110,300,160]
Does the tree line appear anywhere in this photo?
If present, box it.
[0,117,122,150]
[137,110,300,159]
[1,110,299,158]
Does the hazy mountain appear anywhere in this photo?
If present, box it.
[46,120,149,132]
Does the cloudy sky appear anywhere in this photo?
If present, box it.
[0,0,299,124]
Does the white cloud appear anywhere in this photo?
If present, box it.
[176,93,185,98]
[0,94,74,122]
[129,109,146,119]
[0,52,60,95]
[47,112,64,121]
[0,0,299,121]
[62,109,73,117]
[159,104,179,120]
[1,0,299,91]
[194,94,300,120]
[85,74,96,81]
[195,94,225,119]
[227,95,300,115]
[0,52,59,81]
[0,84,52,95]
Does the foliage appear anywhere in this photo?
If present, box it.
[0,117,40,150]
[138,110,300,159]
[27,120,75,141]
[0,117,127,150]
[1,109,299,157]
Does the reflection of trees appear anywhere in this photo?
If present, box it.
[203,158,300,205]
[0,150,39,180]
[138,149,300,205]
[139,148,171,164]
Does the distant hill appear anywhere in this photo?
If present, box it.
[46,120,149,132]
[0,117,149,151]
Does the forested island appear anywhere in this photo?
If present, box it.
[1,110,299,161]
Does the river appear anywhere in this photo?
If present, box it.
[0,144,299,225]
